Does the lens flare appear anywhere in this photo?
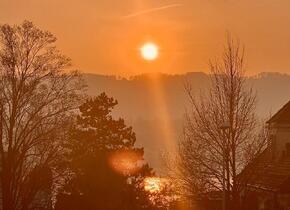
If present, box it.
[108,150,144,175]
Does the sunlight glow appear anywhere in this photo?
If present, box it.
[109,150,144,175]
[140,42,159,61]
[144,177,165,193]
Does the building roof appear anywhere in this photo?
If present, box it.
[238,100,290,193]
[238,149,290,193]
[267,100,290,124]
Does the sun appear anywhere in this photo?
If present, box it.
[140,42,159,61]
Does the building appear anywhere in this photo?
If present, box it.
[239,100,290,210]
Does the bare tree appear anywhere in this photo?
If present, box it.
[0,21,83,210]
[168,36,267,209]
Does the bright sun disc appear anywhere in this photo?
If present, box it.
[140,42,159,61]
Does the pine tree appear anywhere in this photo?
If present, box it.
[55,93,156,210]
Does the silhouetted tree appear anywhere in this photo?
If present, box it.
[167,36,267,209]
[0,21,82,210]
[55,93,159,210]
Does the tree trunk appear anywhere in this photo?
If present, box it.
[2,164,15,210]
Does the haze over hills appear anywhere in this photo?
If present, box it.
[84,72,290,172]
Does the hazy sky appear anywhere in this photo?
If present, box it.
[1,0,290,76]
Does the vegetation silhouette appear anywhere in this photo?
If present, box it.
[55,93,163,210]
[165,36,268,210]
[0,20,82,210]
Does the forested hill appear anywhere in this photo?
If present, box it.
[84,72,290,172]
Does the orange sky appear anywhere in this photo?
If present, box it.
[1,0,290,76]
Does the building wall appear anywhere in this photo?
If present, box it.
[270,123,290,159]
